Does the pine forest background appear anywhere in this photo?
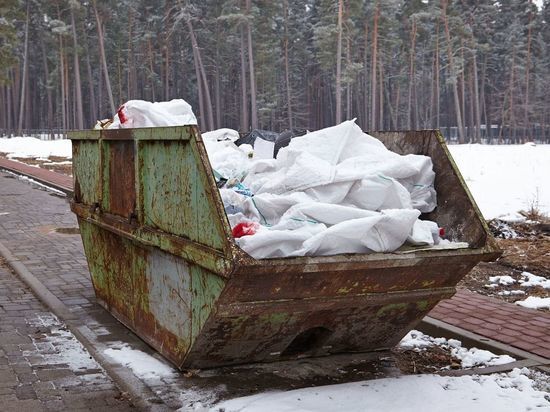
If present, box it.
[1,0,550,143]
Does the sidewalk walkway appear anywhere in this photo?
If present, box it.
[0,158,72,194]
[0,258,134,411]
[430,289,550,359]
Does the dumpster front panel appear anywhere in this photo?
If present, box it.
[77,217,227,367]
[183,280,452,368]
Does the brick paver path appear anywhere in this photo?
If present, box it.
[0,157,72,194]
[0,259,134,411]
[429,289,550,360]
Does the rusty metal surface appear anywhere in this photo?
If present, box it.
[69,126,501,370]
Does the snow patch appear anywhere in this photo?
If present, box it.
[213,368,549,412]
[451,348,516,369]
[519,271,550,289]
[515,296,550,310]
[448,144,550,219]
[0,136,72,159]
[103,343,176,380]
[399,330,515,369]
[498,290,526,296]
[488,275,516,286]
[26,314,100,371]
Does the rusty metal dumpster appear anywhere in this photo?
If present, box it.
[69,126,500,369]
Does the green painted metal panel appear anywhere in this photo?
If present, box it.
[72,141,101,205]
[190,265,226,344]
[140,140,225,251]
[69,130,101,140]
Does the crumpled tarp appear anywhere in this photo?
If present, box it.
[212,120,443,258]
[104,100,457,259]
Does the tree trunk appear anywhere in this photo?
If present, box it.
[240,26,249,131]
[335,0,343,124]
[245,0,258,129]
[472,51,481,142]
[283,0,293,129]
[435,22,440,129]
[41,38,54,134]
[346,29,352,119]
[127,8,135,99]
[215,23,222,128]
[187,19,215,131]
[17,1,30,135]
[85,50,97,123]
[71,7,84,129]
[407,17,416,129]
[362,20,369,129]
[371,1,380,129]
[190,28,206,131]
[524,3,533,141]
[92,0,115,114]
[441,0,465,142]
[508,47,516,143]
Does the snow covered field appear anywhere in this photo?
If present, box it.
[447,143,550,221]
[0,136,71,159]
[214,370,548,412]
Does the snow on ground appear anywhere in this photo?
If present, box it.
[213,369,549,412]
[488,275,516,286]
[447,143,550,220]
[213,331,546,412]
[26,313,100,371]
[515,296,550,310]
[103,342,176,380]
[399,330,516,369]
[0,136,72,159]
[520,271,550,289]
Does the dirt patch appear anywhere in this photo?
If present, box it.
[459,219,550,309]
[55,227,80,235]
[392,345,460,374]
[1,155,72,176]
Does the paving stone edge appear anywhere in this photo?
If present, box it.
[419,316,550,373]
[0,165,73,195]
[0,240,169,411]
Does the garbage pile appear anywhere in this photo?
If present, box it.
[103,99,466,259]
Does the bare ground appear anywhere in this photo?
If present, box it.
[459,219,550,309]
[0,153,72,175]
